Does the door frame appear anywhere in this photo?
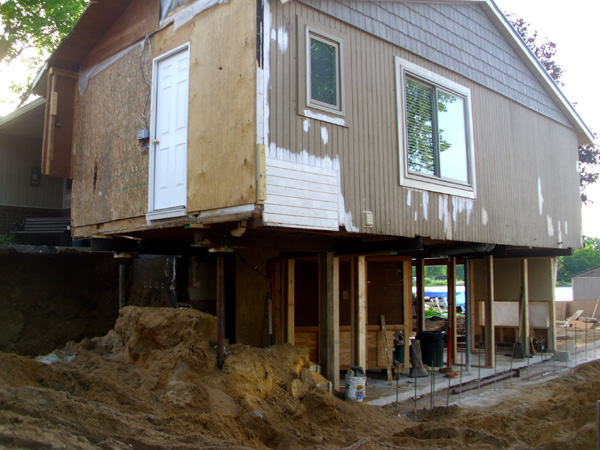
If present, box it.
[147,42,191,220]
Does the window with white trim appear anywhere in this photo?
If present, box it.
[307,28,343,114]
[396,57,476,198]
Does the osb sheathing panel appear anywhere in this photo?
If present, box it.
[153,0,257,213]
[72,44,151,227]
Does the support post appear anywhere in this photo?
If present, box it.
[319,252,339,390]
[217,255,225,370]
[447,257,457,365]
[353,256,367,370]
[484,255,495,368]
[403,260,413,369]
[548,257,557,352]
[286,259,295,344]
[118,261,126,309]
[521,258,530,355]
[465,258,472,373]
[416,258,425,332]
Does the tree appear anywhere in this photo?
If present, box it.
[0,0,87,102]
[510,15,600,204]
[557,237,600,282]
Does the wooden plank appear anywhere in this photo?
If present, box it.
[521,258,529,355]
[81,0,159,70]
[416,258,425,332]
[447,257,457,365]
[548,257,557,351]
[403,259,412,369]
[319,252,339,390]
[484,255,495,368]
[286,259,295,345]
[380,315,393,384]
[354,255,367,370]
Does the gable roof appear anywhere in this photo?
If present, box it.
[32,0,593,144]
[572,266,600,278]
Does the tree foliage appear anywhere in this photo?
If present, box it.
[557,237,600,282]
[510,15,599,204]
[0,0,87,64]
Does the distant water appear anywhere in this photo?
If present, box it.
[555,286,573,301]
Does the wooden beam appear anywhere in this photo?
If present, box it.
[353,256,367,370]
[319,253,340,390]
[521,258,530,355]
[416,258,425,332]
[447,257,457,365]
[547,257,557,352]
[217,256,225,369]
[484,255,495,368]
[469,260,477,355]
[286,259,295,345]
[403,260,413,369]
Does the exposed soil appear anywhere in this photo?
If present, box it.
[0,306,598,449]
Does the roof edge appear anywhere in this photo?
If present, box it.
[483,0,594,145]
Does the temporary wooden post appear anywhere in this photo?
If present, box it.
[548,257,557,352]
[484,255,495,368]
[403,260,413,369]
[286,259,295,345]
[447,257,457,365]
[319,252,340,390]
[217,255,225,370]
[352,256,367,370]
[416,258,425,332]
[521,258,530,356]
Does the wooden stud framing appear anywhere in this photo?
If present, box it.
[416,258,425,332]
[286,259,295,345]
[521,258,530,355]
[484,255,495,368]
[402,260,412,369]
[217,255,225,369]
[469,260,477,352]
[447,257,457,365]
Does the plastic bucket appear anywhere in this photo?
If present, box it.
[416,331,444,367]
[345,373,366,402]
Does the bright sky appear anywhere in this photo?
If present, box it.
[495,0,600,239]
[0,0,598,238]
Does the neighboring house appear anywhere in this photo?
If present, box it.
[32,0,593,388]
[0,99,71,244]
[573,266,600,302]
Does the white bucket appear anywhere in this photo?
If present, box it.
[345,374,366,402]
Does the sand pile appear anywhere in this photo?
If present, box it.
[0,305,598,449]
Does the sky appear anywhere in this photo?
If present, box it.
[0,0,598,238]
[495,0,600,239]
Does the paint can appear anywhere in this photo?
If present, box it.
[345,366,366,402]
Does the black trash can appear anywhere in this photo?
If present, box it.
[416,331,445,367]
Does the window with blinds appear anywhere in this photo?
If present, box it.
[396,57,475,198]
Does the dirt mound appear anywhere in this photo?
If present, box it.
[0,306,598,449]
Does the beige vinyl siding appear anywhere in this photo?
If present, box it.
[266,1,581,249]
[0,135,64,210]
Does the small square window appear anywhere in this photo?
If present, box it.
[307,29,343,114]
[396,57,476,198]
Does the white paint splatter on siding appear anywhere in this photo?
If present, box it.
[422,191,429,221]
[451,197,474,225]
[414,211,418,221]
[482,208,489,226]
[321,126,329,145]
[406,190,412,207]
[564,221,568,235]
[438,195,450,238]
[547,214,554,237]
[558,222,563,246]
[277,26,288,53]
[538,177,544,215]
[303,118,310,132]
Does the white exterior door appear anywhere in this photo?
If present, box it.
[153,48,189,211]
